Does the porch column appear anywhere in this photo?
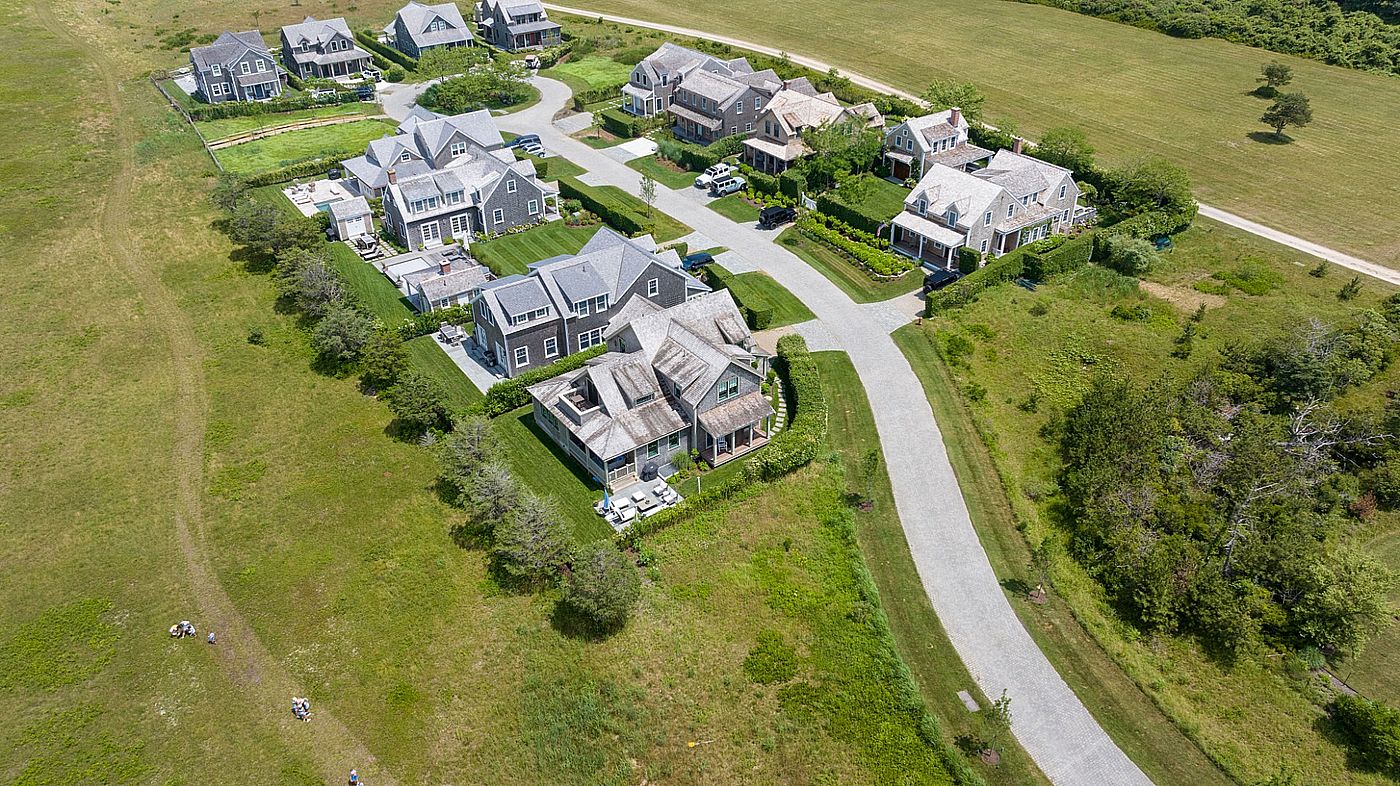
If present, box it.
[917,234,925,260]
[889,221,896,246]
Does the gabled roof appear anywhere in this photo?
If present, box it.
[415,265,492,303]
[975,149,1076,198]
[890,109,970,153]
[907,164,1007,227]
[529,228,676,316]
[606,290,760,406]
[191,30,273,70]
[682,69,748,105]
[328,196,371,221]
[394,2,473,47]
[282,16,354,48]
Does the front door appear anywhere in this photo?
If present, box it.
[421,222,440,246]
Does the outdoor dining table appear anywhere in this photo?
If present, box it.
[636,497,659,515]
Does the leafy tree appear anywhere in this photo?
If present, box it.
[1104,236,1159,276]
[1107,158,1195,216]
[1338,275,1363,301]
[921,79,985,119]
[210,172,248,212]
[1261,92,1313,139]
[1290,548,1393,656]
[639,174,656,216]
[492,494,571,586]
[270,212,324,252]
[415,45,489,79]
[382,369,448,434]
[358,330,407,391]
[1035,127,1096,174]
[1259,61,1293,91]
[981,690,1013,753]
[421,60,531,113]
[802,119,883,188]
[561,541,642,629]
[226,200,280,254]
[312,303,376,365]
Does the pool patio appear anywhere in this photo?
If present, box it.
[282,178,355,217]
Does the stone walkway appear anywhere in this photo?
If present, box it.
[495,75,1152,785]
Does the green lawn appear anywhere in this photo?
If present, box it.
[825,177,910,224]
[547,55,633,89]
[532,154,587,180]
[491,407,610,542]
[707,193,760,224]
[471,222,603,276]
[195,103,377,142]
[214,119,397,175]
[709,263,815,329]
[813,351,1049,786]
[892,216,1400,785]
[572,127,627,148]
[325,242,415,324]
[626,154,698,190]
[404,334,482,411]
[552,8,1400,267]
[777,227,923,303]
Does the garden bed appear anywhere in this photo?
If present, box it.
[777,228,923,303]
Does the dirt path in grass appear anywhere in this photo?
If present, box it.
[34,2,396,782]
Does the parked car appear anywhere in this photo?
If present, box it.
[520,142,544,155]
[759,206,798,229]
[710,176,746,197]
[694,162,734,189]
[506,134,541,149]
[682,251,715,271]
[922,268,961,293]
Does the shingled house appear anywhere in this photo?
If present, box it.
[189,31,285,103]
[622,42,760,119]
[279,17,373,80]
[471,228,710,377]
[667,62,783,144]
[383,2,474,58]
[473,0,562,51]
[882,107,992,181]
[528,289,774,485]
[742,78,882,174]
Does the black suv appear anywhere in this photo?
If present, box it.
[759,206,798,229]
[922,268,961,293]
[682,251,715,271]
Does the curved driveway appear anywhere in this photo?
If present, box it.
[485,76,1153,785]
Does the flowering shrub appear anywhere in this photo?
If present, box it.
[796,216,914,277]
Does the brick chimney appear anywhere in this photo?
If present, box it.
[1012,136,1024,155]
[439,259,451,275]
[387,168,397,184]
[949,106,961,128]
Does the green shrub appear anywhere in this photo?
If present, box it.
[612,45,653,65]
[1110,303,1153,321]
[927,246,1031,313]
[571,82,628,111]
[1332,695,1400,776]
[747,335,826,481]
[532,42,574,69]
[1212,261,1283,295]
[239,153,358,187]
[1023,231,1094,280]
[738,165,779,195]
[816,191,892,235]
[391,304,471,342]
[472,345,607,417]
[705,265,774,329]
[598,106,651,138]
[556,176,653,236]
[778,169,807,199]
[354,30,418,71]
[796,216,913,278]
[1103,235,1159,277]
[743,630,799,684]
[384,65,407,83]
[957,246,981,274]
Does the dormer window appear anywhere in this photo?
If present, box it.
[946,209,959,227]
[661,74,668,85]
[210,64,221,76]
[1007,204,1015,218]
[593,294,607,312]
[916,199,927,215]
[574,299,590,317]
[450,141,467,157]
[400,151,412,163]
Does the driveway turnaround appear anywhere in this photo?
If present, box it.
[488,75,1154,785]
[541,3,1395,284]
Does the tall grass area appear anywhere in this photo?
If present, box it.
[893,216,1400,785]
[213,119,396,175]
[195,103,377,142]
[547,8,1400,266]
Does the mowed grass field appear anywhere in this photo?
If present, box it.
[547,7,1400,267]
[214,119,396,175]
[897,218,1400,785]
[195,102,378,142]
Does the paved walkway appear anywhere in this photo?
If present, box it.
[542,3,1393,285]
[495,74,1152,785]
[436,335,503,393]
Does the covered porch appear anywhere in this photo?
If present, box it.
[698,391,776,466]
[889,211,964,270]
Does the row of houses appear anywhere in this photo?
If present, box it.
[190,1,562,104]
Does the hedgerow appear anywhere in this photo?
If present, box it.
[556,176,652,236]
[470,345,607,417]
[796,216,914,277]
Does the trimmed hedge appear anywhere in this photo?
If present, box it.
[806,211,890,249]
[189,92,366,121]
[816,192,892,236]
[355,30,418,70]
[927,245,1032,312]
[778,169,807,199]
[470,345,607,417]
[746,334,825,480]
[598,106,652,138]
[957,246,981,274]
[557,176,652,236]
[571,82,628,111]
[618,334,825,545]
[533,42,574,69]
[241,152,357,186]
[705,266,774,330]
[738,165,779,195]
[1024,231,1094,280]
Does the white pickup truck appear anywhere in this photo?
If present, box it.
[694,162,734,189]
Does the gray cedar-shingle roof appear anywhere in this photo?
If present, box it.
[328,196,371,221]
[683,69,746,105]
[394,2,473,49]
[191,30,271,71]
[698,390,775,436]
[418,265,492,303]
[930,143,993,169]
[492,277,553,318]
[282,16,354,48]
[505,18,561,35]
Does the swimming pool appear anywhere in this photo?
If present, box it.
[315,201,335,213]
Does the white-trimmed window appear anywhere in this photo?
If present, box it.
[514,346,529,367]
[647,278,659,297]
[447,190,463,205]
[1059,184,1068,199]
[578,327,604,351]
[400,151,412,162]
[906,137,913,151]
[449,214,471,235]
[1006,204,1015,218]
[946,209,959,227]
[256,59,267,72]
[492,208,504,224]
[240,61,251,75]
[450,141,467,157]
[647,440,661,458]
[210,83,224,96]
[980,239,988,252]
[574,299,590,317]
[745,122,753,132]
[984,211,992,227]
[506,179,517,194]
[527,199,539,216]
[737,101,744,114]
[411,199,425,213]
[716,375,739,402]
[754,97,762,111]
[916,199,927,215]
[1062,210,1070,223]
[210,64,221,76]
[421,223,440,243]
[593,294,607,312]
[667,433,680,450]
[544,336,558,358]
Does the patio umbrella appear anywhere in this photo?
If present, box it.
[602,487,611,512]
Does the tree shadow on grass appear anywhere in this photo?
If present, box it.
[999,577,1032,597]
[549,600,623,642]
[1312,710,1372,775]
[1247,86,1278,100]
[1247,131,1293,145]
